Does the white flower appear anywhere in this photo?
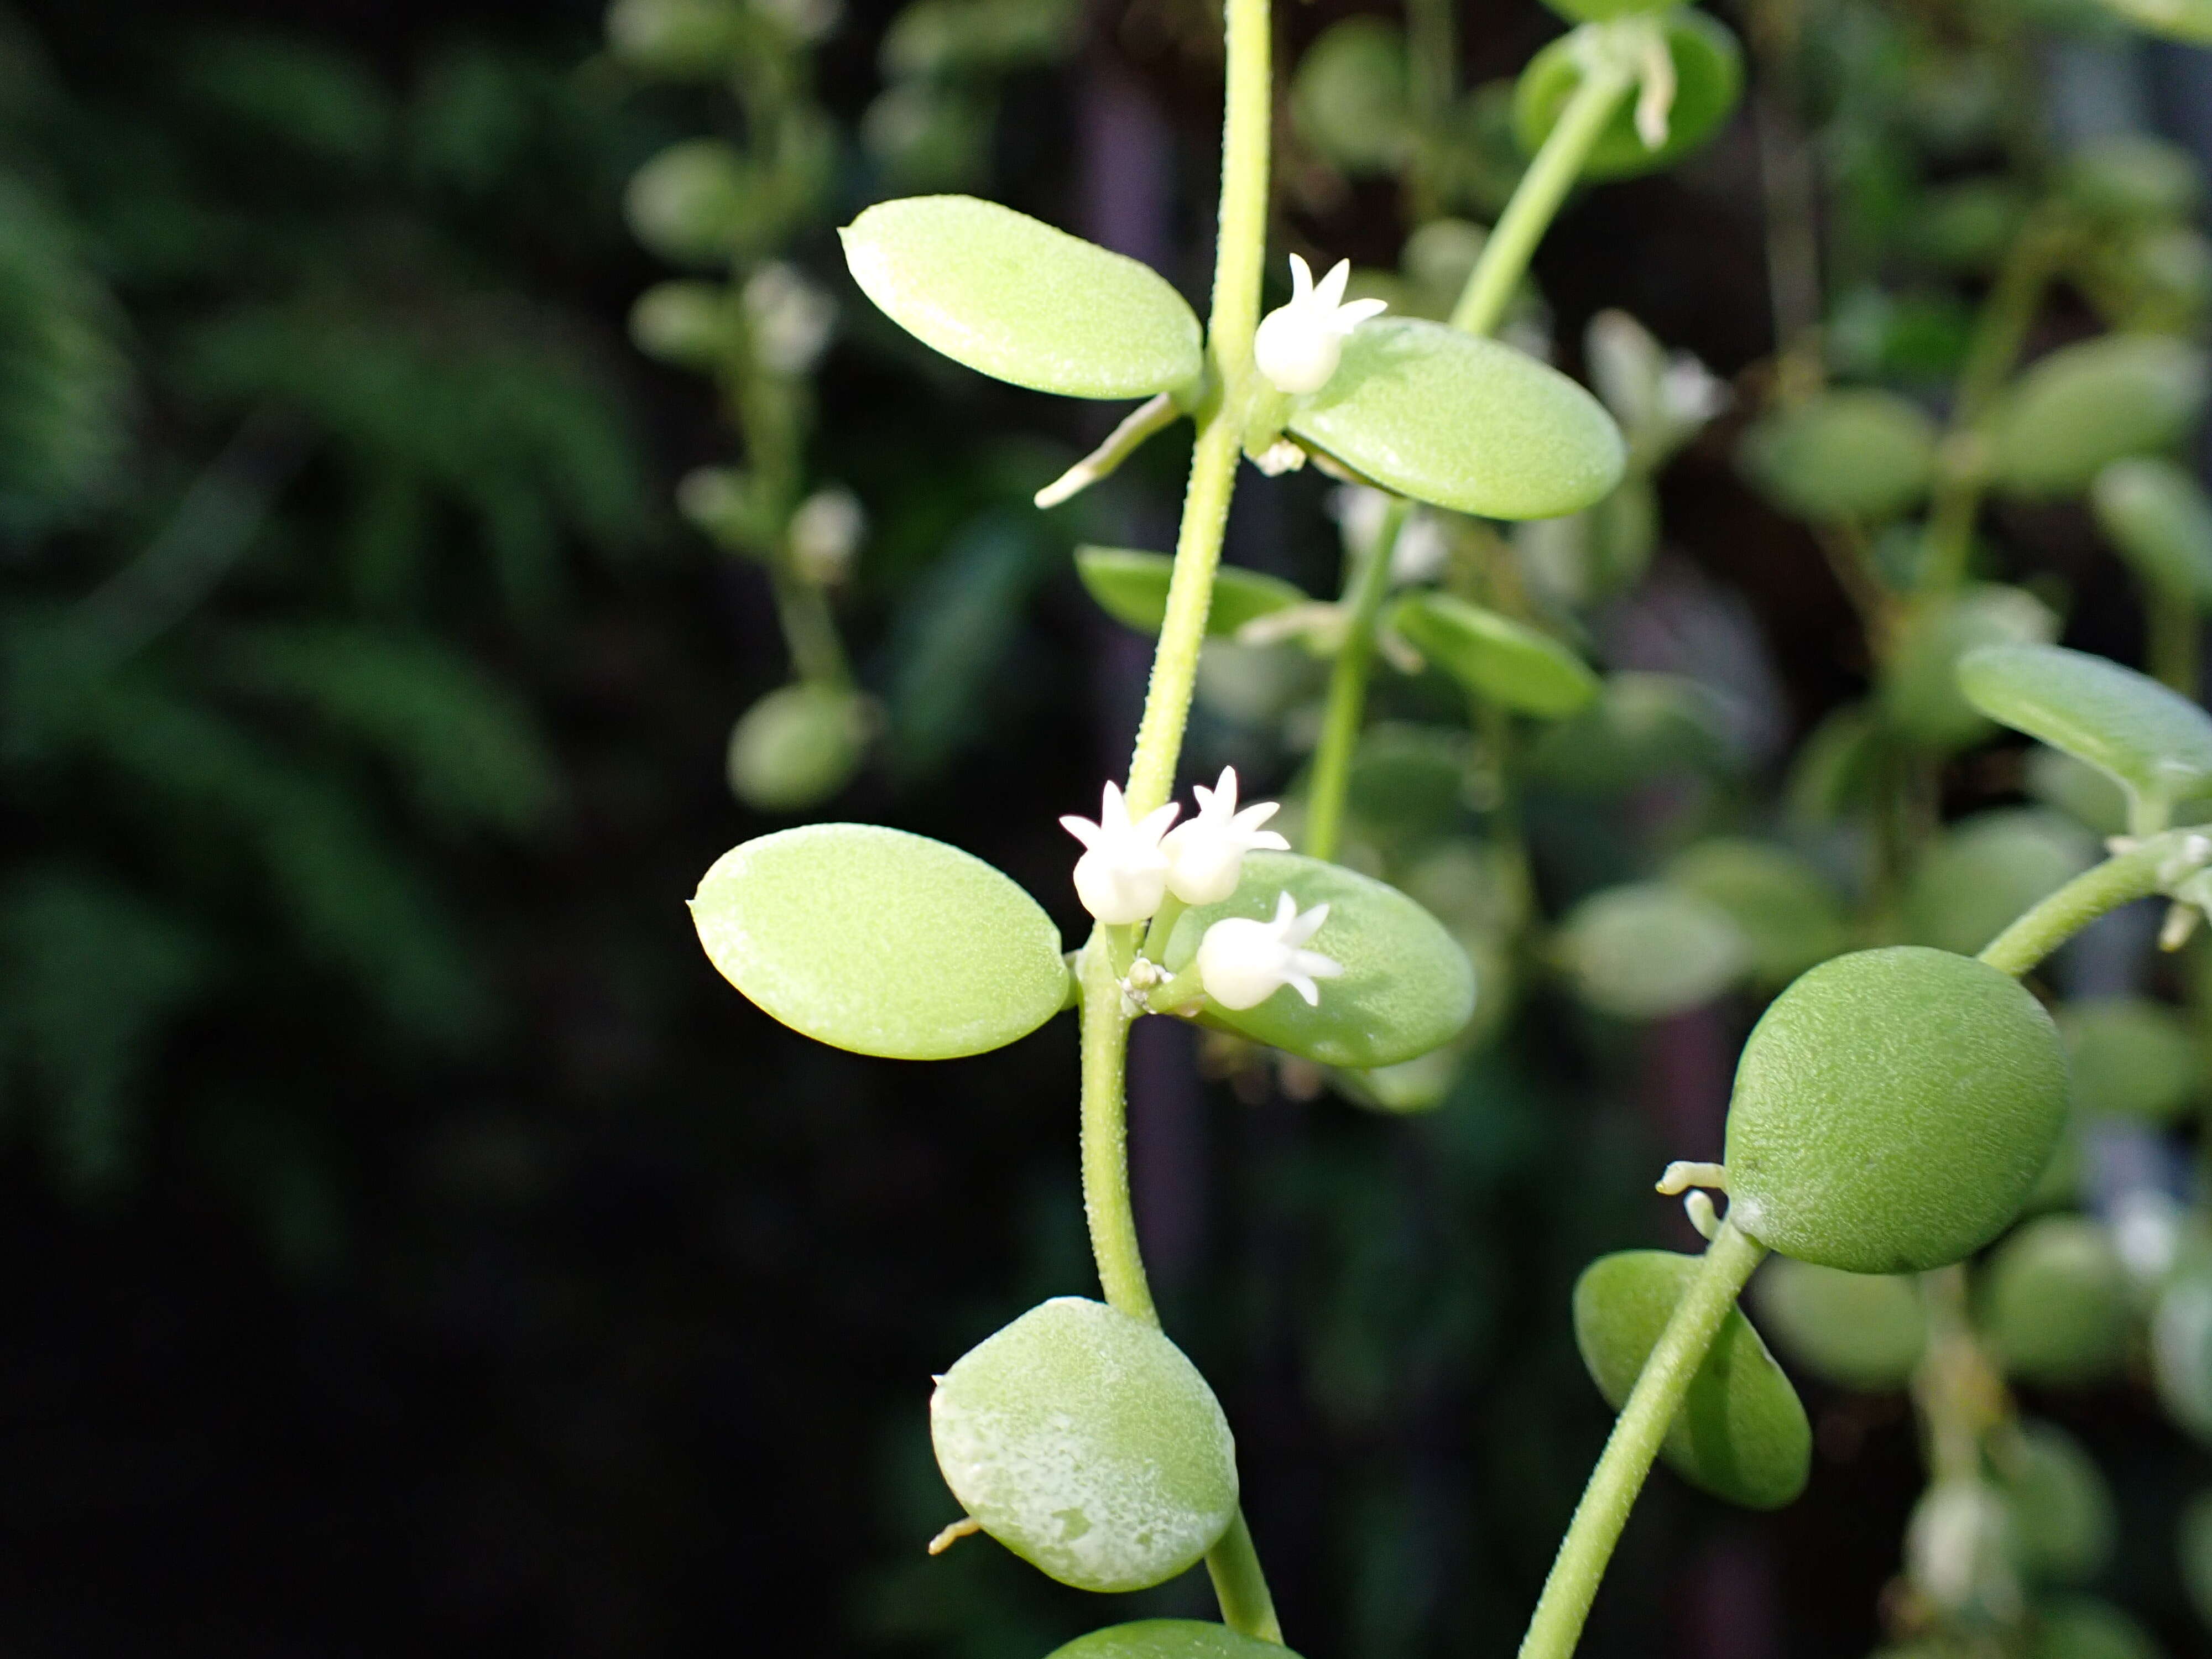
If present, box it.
[1196,892,1342,1010]
[1160,766,1288,905]
[744,262,836,375]
[789,486,865,584]
[1252,255,1387,397]
[1061,781,1180,924]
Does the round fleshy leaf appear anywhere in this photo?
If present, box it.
[1739,389,1939,523]
[1725,947,2070,1274]
[1573,1249,1811,1510]
[1902,808,2099,958]
[1997,1421,2116,1587]
[2092,457,2212,605]
[1666,841,1850,987]
[931,1298,1237,1594]
[1556,882,1749,1019]
[1987,334,2209,499]
[1527,672,1735,792]
[691,823,1068,1059]
[840,196,1203,399]
[2062,997,2200,1121]
[1979,1215,2131,1385]
[1289,18,1412,176]
[1049,1624,1303,1659]
[1159,851,1475,1069]
[1386,591,1599,716]
[2156,1258,2212,1442]
[1959,642,2212,822]
[724,684,869,812]
[1285,317,1626,520]
[1751,1258,1926,1390]
[1882,585,2057,752]
[1513,13,1743,181]
[1075,547,1308,638]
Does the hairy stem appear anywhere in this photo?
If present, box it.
[1206,1510,1285,1643]
[1077,935,1155,1324]
[1451,54,1634,338]
[1516,1220,1767,1659]
[1303,502,1407,861]
[1978,837,2186,978]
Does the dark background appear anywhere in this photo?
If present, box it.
[3,0,2210,1654]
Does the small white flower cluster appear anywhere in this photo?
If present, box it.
[1060,768,1341,1013]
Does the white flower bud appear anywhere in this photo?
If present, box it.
[1253,255,1387,397]
[1061,781,1180,924]
[1161,766,1288,905]
[789,486,865,584]
[1196,892,1342,1011]
[744,262,836,375]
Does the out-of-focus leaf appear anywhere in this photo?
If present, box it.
[181,33,392,166]
[1556,882,1749,1018]
[1290,18,1412,176]
[1988,335,2209,499]
[1666,840,1850,985]
[1903,808,2099,957]
[1527,673,1736,792]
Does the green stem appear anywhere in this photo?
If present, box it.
[1451,53,1634,338]
[2148,577,2199,698]
[1919,221,2057,594]
[1977,838,2181,978]
[1515,1220,1767,1659]
[769,568,853,686]
[1205,1510,1284,1643]
[1303,502,1407,861]
[1077,935,1155,1325]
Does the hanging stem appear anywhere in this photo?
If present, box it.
[1303,503,1408,861]
[1515,1220,1767,1659]
[1077,939,1154,1324]
[1451,50,1635,338]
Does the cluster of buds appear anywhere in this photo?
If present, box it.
[1060,768,1340,1013]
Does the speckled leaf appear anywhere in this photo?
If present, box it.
[691,823,1068,1058]
[1386,590,1599,715]
[1159,851,1475,1069]
[1286,318,1625,520]
[1076,547,1309,637]
[841,196,1202,398]
[1574,1249,1812,1509]
[1049,1624,1304,1659]
[1959,643,2212,823]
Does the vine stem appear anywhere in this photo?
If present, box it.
[1976,837,2184,978]
[1303,501,1408,860]
[1076,0,1283,1636]
[1451,50,1635,338]
[1515,1220,1767,1659]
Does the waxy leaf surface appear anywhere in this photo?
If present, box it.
[841,196,1203,398]
[1049,1624,1303,1659]
[1076,547,1308,638]
[1386,590,1599,715]
[1574,1249,1812,1509]
[1959,643,2212,820]
[1287,318,1625,520]
[692,823,1067,1059]
[1160,851,1474,1068]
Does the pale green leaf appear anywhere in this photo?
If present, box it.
[1959,643,2212,820]
[1386,589,1598,715]
[1988,335,2209,499]
[1048,1623,1303,1659]
[1158,851,1474,1069]
[692,823,1068,1059]
[1286,317,1625,520]
[2092,457,2212,606]
[1075,547,1308,637]
[1557,882,1750,1018]
[841,195,1202,399]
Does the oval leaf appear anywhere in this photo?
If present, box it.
[1574,1249,1812,1509]
[2061,997,2201,1121]
[2093,457,2212,605]
[1882,585,2058,752]
[1665,839,1850,987]
[1557,882,1750,1019]
[1049,1623,1304,1659]
[1987,334,2209,499]
[1386,590,1599,715]
[1739,389,1939,523]
[1514,12,1743,180]
[1751,1257,1927,1390]
[1959,643,2212,820]
[841,196,1203,399]
[1159,851,1475,1069]
[1076,546,1310,637]
[692,823,1068,1058]
[1286,317,1626,520]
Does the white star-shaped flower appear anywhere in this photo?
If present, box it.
[1160,766,1288,905]
[1196,892,1343,1011]
[1061,781,1180,924]
[1252,255,1387,397]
